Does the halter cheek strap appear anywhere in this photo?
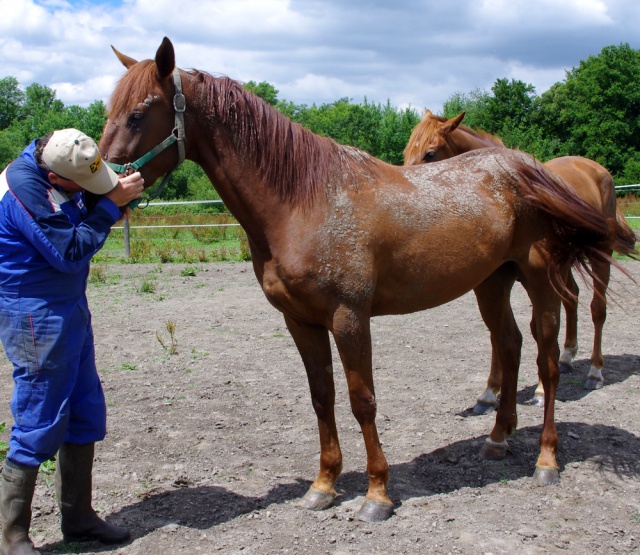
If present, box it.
[106,68,186,208]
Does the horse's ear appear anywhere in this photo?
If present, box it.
[155,37,176,80]
[440,111,466,135]
[422,109,433,120]
[111,45,138,69]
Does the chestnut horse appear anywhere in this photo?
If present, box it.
[403,110,637,413]
[100,38,620,521]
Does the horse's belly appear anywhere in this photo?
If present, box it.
[370,252,506,315]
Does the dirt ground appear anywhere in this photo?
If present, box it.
[1,260,639,555]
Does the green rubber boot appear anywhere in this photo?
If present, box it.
[0,460,40,555]
[55,443,129,544]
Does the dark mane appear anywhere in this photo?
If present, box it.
[109,63,380,206]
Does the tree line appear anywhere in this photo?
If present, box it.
[1,42,639,201]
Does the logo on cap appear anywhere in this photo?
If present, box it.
[90,155,102,175]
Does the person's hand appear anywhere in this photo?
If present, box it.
[105,172,144,207]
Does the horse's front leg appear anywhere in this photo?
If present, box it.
[473,267,522,460]
[283,315,342,511]
[332,306,393,522]
[473,287,503,415]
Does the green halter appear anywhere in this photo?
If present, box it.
[105,68,186,209]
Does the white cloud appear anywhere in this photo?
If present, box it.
[0,0,638,114]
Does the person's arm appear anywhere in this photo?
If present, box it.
[6,169,143,274]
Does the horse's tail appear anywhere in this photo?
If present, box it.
[513,156,635,297]
[612,203,638,257]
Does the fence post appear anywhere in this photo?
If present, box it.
[124,213,130,258]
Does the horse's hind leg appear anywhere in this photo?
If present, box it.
[473,266,522,460]
[522,265,563,486]
[559,270,579,373]
[331,306,393,522]
[283,315,342,512]
[585,258,610,390]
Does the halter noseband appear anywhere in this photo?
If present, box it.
[105,68,186,208]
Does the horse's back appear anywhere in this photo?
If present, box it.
[544,156,614,214]
[361,150,543,313]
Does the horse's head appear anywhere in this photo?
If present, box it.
[99,37,186,188]
[402,110,466,166]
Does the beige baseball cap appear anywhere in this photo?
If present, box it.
[42,128,119,194]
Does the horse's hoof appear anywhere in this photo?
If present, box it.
[356,499,394,522]
[479,438,508,460]
[533,466,560,486]
[584,377,604,390]
[473,401,496,415]
[530,394,544,407]
[298,487,336,511]
[559,361,573,374]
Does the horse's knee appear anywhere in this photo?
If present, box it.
[349,392,377,423]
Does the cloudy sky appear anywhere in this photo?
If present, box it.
[0,0,638,114]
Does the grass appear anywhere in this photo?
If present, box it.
[93,209,251,264]
[617,193,640,220]
[139,278,157,294]
[0,423,8,461]
[119,363,138,371]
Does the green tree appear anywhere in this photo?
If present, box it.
[377,102,420,165]
[536,43,640,175]
[442,88,491,129]
[64,100,107,142]
[0,77,25,131]
[244,80,279,106]
[0,126,25,170]
[484,78,537,134]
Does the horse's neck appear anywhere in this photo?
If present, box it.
[452,129,501,153]
[191,130,328,257]
[194,146,281,239]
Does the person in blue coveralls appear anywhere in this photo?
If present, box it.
[0,128,144,555]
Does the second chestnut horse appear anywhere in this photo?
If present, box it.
[404,110,637,412]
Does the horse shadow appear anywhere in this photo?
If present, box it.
[39,420,640,552]
[331,421,640,510]
[456,353,640,417]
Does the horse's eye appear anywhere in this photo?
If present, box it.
[126,110,145,128]
[423,151,436,161]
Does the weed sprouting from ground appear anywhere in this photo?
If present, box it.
[157,320,178,355]
[139,279,157,294]
[89,264,108,284]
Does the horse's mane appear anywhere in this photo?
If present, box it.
[403,112,504,162]
[109,62,379,206]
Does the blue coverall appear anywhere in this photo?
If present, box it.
[0,141,122,467]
